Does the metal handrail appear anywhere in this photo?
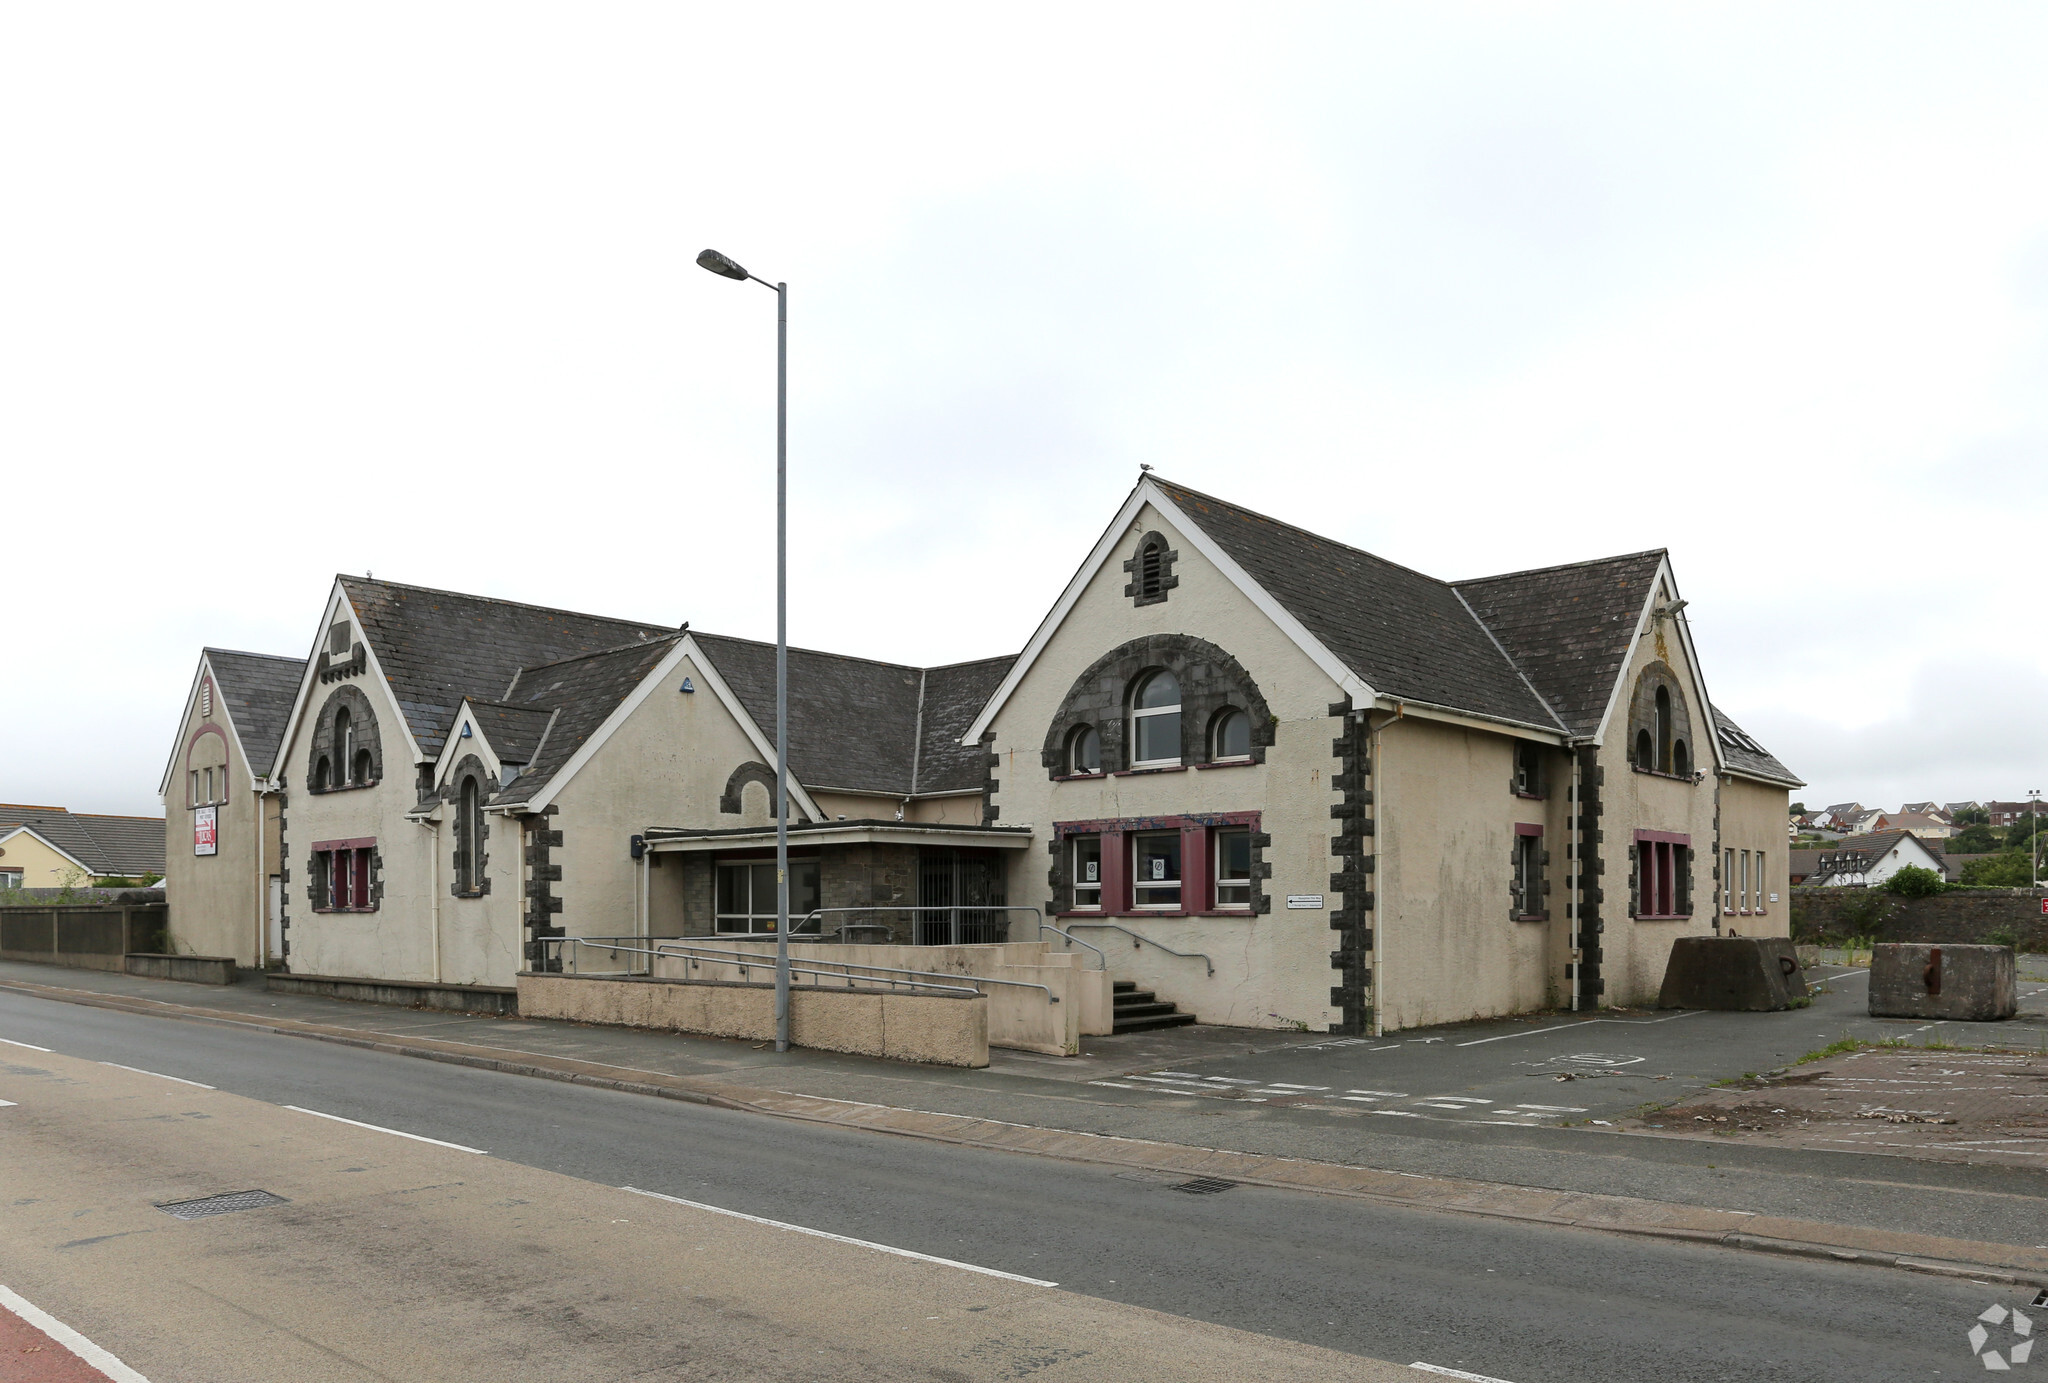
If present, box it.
[1062,921,1215,976]
[539,936,981,999]
[794,905,1045,947]
[1038,921,1108,970]
[651,939,1059,1004]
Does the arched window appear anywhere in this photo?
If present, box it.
[1066,724,1102,775]
[1634,729,1654,771]
[335,708,355,785]
[1211,707,1251,761]
[353,747,375,785]
[1653,687,1672,773]
[314,756,331,790]
[1672,738,1690,777]
[456,777,482,894]
[1129,670,1182,767]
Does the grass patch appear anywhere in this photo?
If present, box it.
[1796,1037,1862,1065]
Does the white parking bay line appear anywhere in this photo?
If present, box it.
[0,1100,15,1108]
[1411,1361,1518,1382]
[1264,1083,1329,1090]
[1088,1081,1137,1090]
[284,1105,486,1154]
[1514,1104,1588,1112]
[623,1187,1058,1286]
[1348,1089,1410,1097]
[0,1037,52,1052]
[1423,1096,1490,1104]
[0,1284,153,1382]
[99,1062,214,1090]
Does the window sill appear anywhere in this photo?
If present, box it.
[1059,909,1256,920]
[1514,912,1550,923]
[1512,790,1546,801]
[1053,772,1108,783]
[1195,759,1256,771]
[1114,765,1188,777]
[1629,767,1699,784]
[310,906,378,914]
[309,781,380,796]
[1634,912,1693,922]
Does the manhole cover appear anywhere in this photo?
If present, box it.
[156,1189,290,1220]
[1170,1177,1237,1195]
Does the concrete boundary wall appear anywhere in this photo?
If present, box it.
[125,953,238,985]
[265,972,518,1016]
[517,972,988,1068]
[1792,888,2048,951]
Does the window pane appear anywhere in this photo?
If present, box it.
[1072,726,1100,773]
[1216,828,1250,906]
[1216,710,1250,759]
[1135,671,1180,709]
[752,863,780,931]
[1135,711,1180,763]
[716,864,744,917]
[1072,836,1101,907]
[790,861,820,923]
[1133,832,1181,907]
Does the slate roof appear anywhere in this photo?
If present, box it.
[457,700,559,766]
[1148,478,1800,781]
[1154,480,1562,730]
[1709,707,1804,788]
[0,805,165,877]
[1824,829,1941,863]
[339,577,671,761]
[205,648,307,777]
[1451,551,1667,738]
[491,637,684,808]
[692,637,1016,797]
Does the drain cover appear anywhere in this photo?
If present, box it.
[155,1189,290,1220]
[1170,1177,1237,1195]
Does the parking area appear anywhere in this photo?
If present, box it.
[1053,958,2048,1132]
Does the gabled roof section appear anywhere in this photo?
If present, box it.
[1709,706,1803,789]
[338,576,672,762]
[1451,551,1666,739]
[489,636,685,808]
[456,700,557,766]
[204,648,307,778]
[1150,480,1563,731]
[0,806,165,877]
[915,655,1016,793]
[1827,828,1940,862]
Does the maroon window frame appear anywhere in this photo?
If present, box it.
[1634,829,1689,920]
[1055,812,1260,917]
[312,837,377,913]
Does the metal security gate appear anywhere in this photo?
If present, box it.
[916,848,1009,945]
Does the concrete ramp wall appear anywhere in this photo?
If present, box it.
[517,972,989,1067]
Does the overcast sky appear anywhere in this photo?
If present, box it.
[5,3,2045,818]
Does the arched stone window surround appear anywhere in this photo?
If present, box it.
[443,752,492,897]
[719,761,779,815]
[1626,661,1695,778]
[1041,634,1273,778]
[307,684,385,793]
[185,725,230,806]
[1121,530,1180,608]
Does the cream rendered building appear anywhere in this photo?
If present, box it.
[165,476,1797,1033]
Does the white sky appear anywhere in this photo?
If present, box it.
[5,3,2045,818]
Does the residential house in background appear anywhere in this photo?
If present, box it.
[1986,801,2042,828]
[1885,811,1954,841]
[1800,829,1946,888]
[1944,801,1982,818]
[0,805,164,890]
[158,649,306,964]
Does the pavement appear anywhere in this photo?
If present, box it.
[1,958,2045,1274]
[5,982,2042,1382]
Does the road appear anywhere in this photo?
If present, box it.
[0,988,2030,1381]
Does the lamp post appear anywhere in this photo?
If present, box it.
[698,247,793,1053]
[2032,789,2042,890]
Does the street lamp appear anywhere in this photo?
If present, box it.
[697,247,794,1053]
[2031,789,2042,890]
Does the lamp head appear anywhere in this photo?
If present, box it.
[697,248,749,280]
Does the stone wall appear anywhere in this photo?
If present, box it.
[1791,887,2048,950]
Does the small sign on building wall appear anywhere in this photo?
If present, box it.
[194,805,217,856]
[1286,894,1324,910]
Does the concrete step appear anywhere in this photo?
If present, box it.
[1113,989,1159,1007]
[1113,999,1178,1020]
[1112,1010,1199,1034]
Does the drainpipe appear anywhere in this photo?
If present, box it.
[1369,703,1398,1038]
[252,781,266,969]
[1568,749,1583,1013]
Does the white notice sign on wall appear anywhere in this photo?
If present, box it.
[1285,894,1324,910]
[194,805,217,856]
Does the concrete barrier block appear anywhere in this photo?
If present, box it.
[1869,943,2016,1021]
[1658,936,1806,1011]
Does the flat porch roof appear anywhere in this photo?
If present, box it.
[642,818,1036,853]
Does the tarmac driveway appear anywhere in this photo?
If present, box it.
[1065,962,2048,1129]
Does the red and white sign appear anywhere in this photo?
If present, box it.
[2039,897,2047,915]
[194,805,217,856]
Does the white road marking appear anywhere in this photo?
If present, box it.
[99,1062,214,1089]
[623,1186,1059,1286]
[1454,1011,1699,1047]
[1421,1096,1490,1104]
[1348,1089,1409,1097]
[284,1105,486,1153]
[0,1037,52,1052]
[1088,1081,1137,1089]
[0,1284,153,1382]
[1340,1095,1384,1103]
[1415,1102,1478,1110]
[1411,1362,1518,1382]
[1514,1104,1588,1112]
[1264,1083,1329,1090]
[0,1100,15,1108]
